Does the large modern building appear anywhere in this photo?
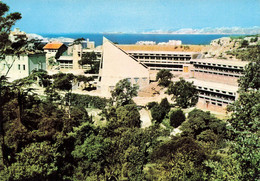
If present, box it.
[119,44,202,80]
[92,38,249,110]
[98,38,150,96]
[187,59,248,112]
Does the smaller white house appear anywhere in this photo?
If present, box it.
[0,53,46,81]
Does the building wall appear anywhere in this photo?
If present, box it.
[0,53,46,81]
[192,71,239,85]
[0,55,29,81]
[29,54,46,72]
[196,100,228,113]
[99,38,150,96]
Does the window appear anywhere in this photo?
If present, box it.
[23,65,25,70]
[134,78,139,83]
[18,64,20,70]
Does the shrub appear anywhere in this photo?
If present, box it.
[169,109,185,128]
[147,101,158,110]
[160,98,171,115]
[69,93,108,109]
[151,105,165,124]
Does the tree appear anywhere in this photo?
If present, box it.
[156,69,173,87]
[149,136,208,180]
[146,101,158,110]
[76,75,95,91]
[0,1,24,167]
[167,78,198,108]
[238,60,260,91]
[227,91,260,180]
[78,52,99,74]
[159,98,171,114]
[181,109,226,144]
[240,39,249,48]
[111,78,138,107]
[150,104,165,124]
[1,141,60,180]
[169,109,185,128]
[116,104,141,128]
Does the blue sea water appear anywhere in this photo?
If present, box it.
[39,33,240,46]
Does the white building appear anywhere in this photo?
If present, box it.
[0,53,46,81]
[98,38,150,96]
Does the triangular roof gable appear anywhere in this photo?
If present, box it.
[103,37,148,69]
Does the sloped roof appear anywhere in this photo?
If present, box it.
[118,44,204,52]
[43,42,63,50]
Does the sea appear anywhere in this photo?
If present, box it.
[39,33,242,46]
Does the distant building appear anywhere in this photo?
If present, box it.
[158,40,182,46]
[43,42,67,58]
[136,41,156,45]
[43,42,68,69]
[9,28,27,42]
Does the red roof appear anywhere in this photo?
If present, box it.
[43,43,63,50]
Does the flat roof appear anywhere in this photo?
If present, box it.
[191,58,249,67]
[118,44,204,52]
[125,50,198,55]
[186,78,238,92]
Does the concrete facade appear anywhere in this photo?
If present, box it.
[187,78,238,110]
[190,59,248,86]
[98,38,150,96]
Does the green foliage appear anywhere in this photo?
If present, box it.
[181,109,226,145]
[1,141,60,180]
[0,2,22,60]
[238,61,260,91]
[156,69,173,87]
[167,78,198,108]
[79,51,100,74]
[111,78,138,107]
[78,51,96,66]
[146,101,158,110]
[115,104,141,128]
[204,155,242,180]
[169,108,185,128]
[159,98,171,114]
[227,45,260,61]
[150,104,165,124]
[52,72,75,92]
[70,93,108,109]
[227,91,260,180]
[149,136,208,180]
[150,98,171,125]
[240,39,249,48]
[227,91,260,134]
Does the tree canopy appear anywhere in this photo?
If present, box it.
[156,69,173,87]
[167,78,198,108]
[110,78,138,107]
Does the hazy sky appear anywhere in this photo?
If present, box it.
[3,0,260,34]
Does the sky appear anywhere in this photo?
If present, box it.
[2,0,260,34]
